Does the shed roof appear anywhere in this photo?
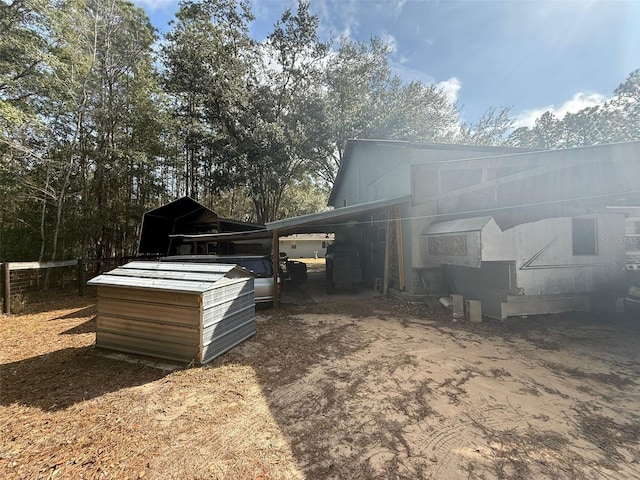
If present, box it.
[266,196,411,234]
[168,196,410,242]
[87,261,253,293]
[138,197,264,255]
[424,216,494,235]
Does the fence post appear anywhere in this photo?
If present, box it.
[77,258,85,297]
[2,263,10,315]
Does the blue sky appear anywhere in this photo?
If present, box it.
[133,0,640,127]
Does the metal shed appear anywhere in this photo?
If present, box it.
[87,261,255,364]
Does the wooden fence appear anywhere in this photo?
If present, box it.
[1,256,158,314]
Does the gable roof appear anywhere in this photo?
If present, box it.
[87,261,253,293]
[138,196,264,255]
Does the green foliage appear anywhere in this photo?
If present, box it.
[320,36,461,183]
[162,0,254,199]
[458,106,514,146]
[231,0,330,223]
[507,70,640,149]
[1,0,637,261]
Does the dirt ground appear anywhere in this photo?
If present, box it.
[1,266,640,479]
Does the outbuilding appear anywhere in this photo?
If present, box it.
[87,261,255,364]
[264,139,640,317]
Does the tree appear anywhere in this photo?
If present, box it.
[559,106,604,147]
[162,0,254,201]
[320,36,460,185]
[235,0,329,223]
[0,0,75,262]
[610,69,640,142]
[508,69,640,149]
[319,37,396,183]
[458,106,514,146]
[278,175,330,219]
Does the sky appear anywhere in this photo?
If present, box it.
[132,0,640,128]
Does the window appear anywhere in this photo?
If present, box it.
[291,243,297,249]
[572,218,597,255]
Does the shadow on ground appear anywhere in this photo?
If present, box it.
[0,346,168,411]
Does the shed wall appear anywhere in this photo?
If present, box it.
[95,277,255,364]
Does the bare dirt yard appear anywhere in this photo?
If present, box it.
[2,269,640,479]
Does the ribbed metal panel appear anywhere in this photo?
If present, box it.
[202,316,256,364]
[96,331,200,363]
[90,261,255,364]
[202,278,254,305]
[203,305,255,344]
[88,261,251,293]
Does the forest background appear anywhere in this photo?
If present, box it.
[1,0,639,262]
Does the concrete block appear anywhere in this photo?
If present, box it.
[451,294,464,319]
[466,299,482,323]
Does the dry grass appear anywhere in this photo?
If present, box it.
[2,289,640,479]
[0,293,301,479]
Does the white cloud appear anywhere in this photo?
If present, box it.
[385,60,460,107]
[437,77,462,106]
[381,32,397,53]
[513,92,609,128]
[394,0,408,16]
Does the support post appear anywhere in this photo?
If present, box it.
[2,263,10,314]
[383,210,391,295]
[395,205,405,291]
[77,258,85,297]
[272,230,279,308]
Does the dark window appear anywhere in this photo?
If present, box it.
[572,218,597,255]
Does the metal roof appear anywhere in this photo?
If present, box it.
[266,196,411,234]
[424,216,494,235]
[87,261,253,293]
[165,196,410,242]
[169,229,271,242]
[138,196,264,255]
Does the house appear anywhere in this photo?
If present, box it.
[266,139,640,317]
[279,233,334,258]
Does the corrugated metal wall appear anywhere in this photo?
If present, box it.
[90,262,255,364]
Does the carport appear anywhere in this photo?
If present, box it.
[138,196,264,256]
[167,196,410,307]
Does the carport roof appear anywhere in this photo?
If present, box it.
[266,195,411,235]
[168,196,410,243]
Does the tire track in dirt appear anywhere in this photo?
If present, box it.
[421,404,521,479]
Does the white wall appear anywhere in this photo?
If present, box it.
[279,240,330,259]
[331,142,521,208]
[482,214,626,295]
